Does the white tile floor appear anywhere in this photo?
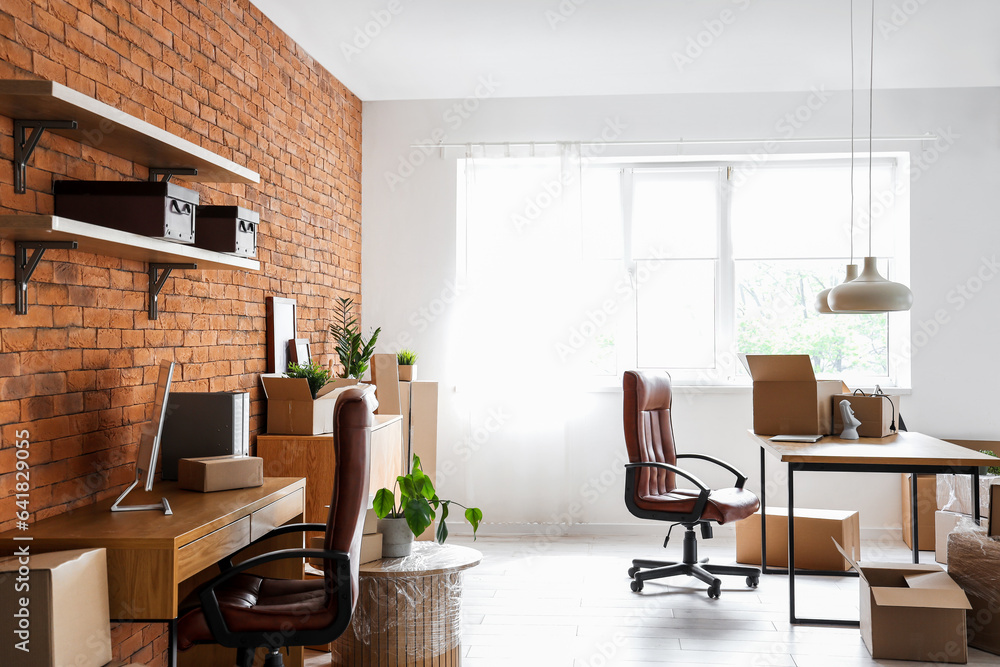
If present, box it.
[306,533,1000,666]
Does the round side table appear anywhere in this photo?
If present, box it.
[331,542,482,666]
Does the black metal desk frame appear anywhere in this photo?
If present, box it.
[758,446,981,627]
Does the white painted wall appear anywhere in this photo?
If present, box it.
[361,87,1000,535]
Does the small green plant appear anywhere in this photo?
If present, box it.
[396,349,418,366]
[980,450,1000,475]
[329,296,381,379]
[373,455,482,543]
[285,361,332,399]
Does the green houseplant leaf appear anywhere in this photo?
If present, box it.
[436,501,450,543]
[403,496,434,537]
[373,488,395,519]
[329,296,381,379]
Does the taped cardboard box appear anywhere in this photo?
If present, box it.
[936,473,1000,517]
[901,473,936,551]
[735,507,860,571]
[261,378,360,435]
[947,530,1000,656]
[0,548,112,667]
[742,354,842,435]
[935,510,986,564]
[832,392,900,438]
[178,455,264,492]
[833,540,972,664]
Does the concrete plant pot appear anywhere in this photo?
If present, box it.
[378,516,414,557]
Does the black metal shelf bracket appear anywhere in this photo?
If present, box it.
[15,240,78,314]
[148,263,196,320]
[149,168,199,183]
[14,120,78,194]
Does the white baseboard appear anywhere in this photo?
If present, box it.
[449,522,905,542]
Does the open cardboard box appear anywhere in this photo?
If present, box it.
[833,539,972,663]
[261,377,362,435]
[741,354,843,435]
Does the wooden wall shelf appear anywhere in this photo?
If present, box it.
[0,79,260,185]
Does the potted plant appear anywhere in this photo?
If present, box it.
[396,348,418,382]
[373,455,482,557]
[284,360,333,398]
[329,296,380,385]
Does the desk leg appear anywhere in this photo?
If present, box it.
[910,473,920,564]
[169,618,178,667]
[788,465,796,623]
[760,446,768,574]
[974,468,981,524]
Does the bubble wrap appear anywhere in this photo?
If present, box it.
[947,527,1000,655]
[936,473,1000,517]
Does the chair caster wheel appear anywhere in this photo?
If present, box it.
[708,580,721,599]
[746,575,759,588]
[627,566,639,578]
[630,579,643,593]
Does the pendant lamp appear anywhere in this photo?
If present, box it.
[815,0,861,315]
[829,0,912,313]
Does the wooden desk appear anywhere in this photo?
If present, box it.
[748,431,1000,626]
[0,477,306,667]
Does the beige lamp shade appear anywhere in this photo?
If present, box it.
[828,256,912,312]
[815,264,861,314]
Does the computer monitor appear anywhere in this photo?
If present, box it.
[111,360,176,514]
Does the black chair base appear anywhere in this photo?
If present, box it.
[237,647,285,667]
[628,523,760,598]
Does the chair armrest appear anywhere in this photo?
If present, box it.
[219,523,328,570]
[676,454,749,489]
[199,548,351,648]
[624,461,709,493]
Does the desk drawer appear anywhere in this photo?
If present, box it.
[252,489,305,541]
[177,516,251,581]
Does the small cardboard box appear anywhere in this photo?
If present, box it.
[0,548,113,667]
[178,455,264,492]
[834,540,972,664]
[735,506,860,571]
[948,530,1000,656]
[935,510,986,564]
[743,355,842,435]
[901,473,937,551]
[991,484,1000,537]
[832,392,900,438]
[262,377,358,435]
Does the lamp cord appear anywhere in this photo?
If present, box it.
[868,0,875,257]
[849,0,855,265]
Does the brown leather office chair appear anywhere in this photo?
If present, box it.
[623,370,761,598]
[177,385,376,667]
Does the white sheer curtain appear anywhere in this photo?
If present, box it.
[444,144,611,525]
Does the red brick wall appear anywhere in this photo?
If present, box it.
[0,1,362,664]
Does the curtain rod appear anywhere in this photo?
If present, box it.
[409,134,937,149]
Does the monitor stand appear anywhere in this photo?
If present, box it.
[110,478,172,515]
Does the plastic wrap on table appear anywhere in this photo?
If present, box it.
[947,526,1000,655]
[330,543,481,666]
[936,473,1000,517]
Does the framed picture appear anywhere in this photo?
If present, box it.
[265,296,297,373]
[289,338,311,366]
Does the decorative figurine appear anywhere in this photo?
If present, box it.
[839,400,861,440]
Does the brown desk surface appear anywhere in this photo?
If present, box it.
[0,477,306,551]
[748,430,1000,466]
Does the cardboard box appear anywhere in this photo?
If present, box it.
[936,473,1000,517]
[834,540,972,664]
[261,378,360,435]
[363,508,379,535]
[901,473,936,551]
[0,548,113,667]
[832,392,900,438]
[947,530,1000,656]
[935,510,986,564]
[743,355,842,435]
[178,455,264,492]
[309,532,382,567]
[991,485,1000,537]
[735,506,860,571]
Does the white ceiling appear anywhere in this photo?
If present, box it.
[249,0,1000,101]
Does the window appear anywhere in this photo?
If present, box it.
[459,153,910,388]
